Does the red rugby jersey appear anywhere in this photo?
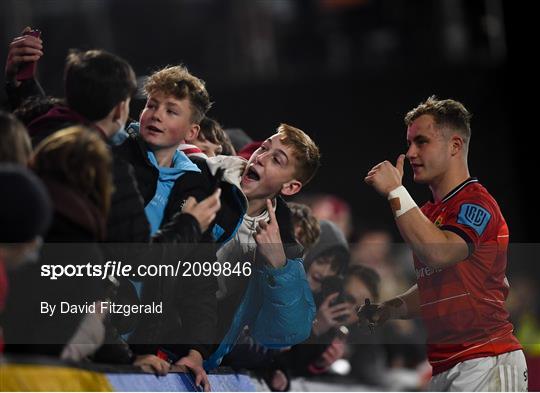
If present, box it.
[415,177,521,375]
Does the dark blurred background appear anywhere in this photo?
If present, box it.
[0,0,535,248]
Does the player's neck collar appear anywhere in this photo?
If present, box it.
[432,177,478,204]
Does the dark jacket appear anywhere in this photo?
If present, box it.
[4,179,106,356]
[113,133,212,225]
[115,133,218,359]
[4,78,45,111]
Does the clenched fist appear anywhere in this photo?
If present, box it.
[364,154,405,197]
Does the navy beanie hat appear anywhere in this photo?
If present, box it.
[0,164,52,243]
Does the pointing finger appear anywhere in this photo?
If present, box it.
[266,199,276,222]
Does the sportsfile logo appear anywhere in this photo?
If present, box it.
[416,265,443,279]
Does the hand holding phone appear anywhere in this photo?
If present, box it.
[16,29,42,81]
[5,27,43,82]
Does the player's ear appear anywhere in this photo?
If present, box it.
[280,179,302,196]
[450,135,464,156]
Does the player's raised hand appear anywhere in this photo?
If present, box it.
[364,154,405,197]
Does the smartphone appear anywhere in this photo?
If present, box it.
[16,29,41,81]
[321,276,357,322]
[321,276,345,306]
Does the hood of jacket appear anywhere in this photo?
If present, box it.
[27,105,107,146]
[28,106,91,135]
[303,220,349,274]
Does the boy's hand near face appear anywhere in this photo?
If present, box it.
[181,188,221,233]
[255,199,287,268]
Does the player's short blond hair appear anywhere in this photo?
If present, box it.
[405,96,472,144]
[144,65,211,124]
[276,123,320,185]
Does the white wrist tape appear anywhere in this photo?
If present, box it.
[387,186,417,218]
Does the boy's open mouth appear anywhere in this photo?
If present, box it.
[245,166,260,181]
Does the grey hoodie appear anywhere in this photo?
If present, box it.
[303,220,350,275]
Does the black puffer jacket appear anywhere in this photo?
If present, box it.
[114,133,218,360]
